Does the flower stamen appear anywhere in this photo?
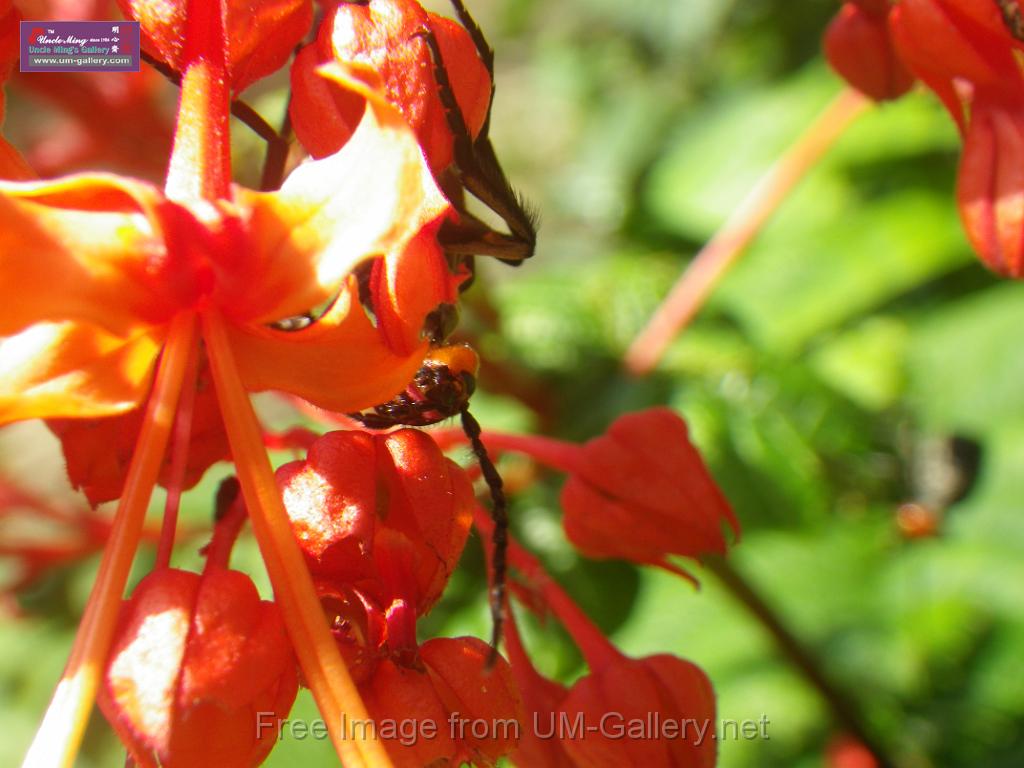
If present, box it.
[201,309,393,768]
[22,311,198,768]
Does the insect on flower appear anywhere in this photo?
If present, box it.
[349,341,511,662]
[311,0,536,663]
[420,0,539,267]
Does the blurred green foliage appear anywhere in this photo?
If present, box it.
[3,1,1024,766]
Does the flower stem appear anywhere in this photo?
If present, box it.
[164,0,232,202]
[22,313,198,768]
[474,508,621,672]
[433,427,584,474]
[623,87,870,375]
[704,554,904,768]
[201,310,392,768]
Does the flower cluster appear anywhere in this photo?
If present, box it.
[824,0,1024,278]
[1,1,739,767]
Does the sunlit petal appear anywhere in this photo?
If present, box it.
[0,320,162,423]
[227,278,427,413]
[229,62,450,324]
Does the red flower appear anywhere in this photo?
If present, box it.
[823,1,914,101]
[118,0,313,93]
[98,567,298,768]
[891,0,1024,276]
[559,655,717,768]
[957,99,1024,276]
[290,0,491,172]
[360,636,521,768]
[560,408,740,575]
[0,0,31,178]
[890,0,1022,129]
[278,428,474,613]
[497,525,718,768]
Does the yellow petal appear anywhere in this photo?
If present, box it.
[0,174,173,338]
[227,277,426,413]
[226,61,450,325]
[0,320,162,424]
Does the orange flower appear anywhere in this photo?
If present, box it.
[97,567,298,768]
[47,354,228,505]
[9,4,448,764]
[290,0,488,356]
[0,67,446,424]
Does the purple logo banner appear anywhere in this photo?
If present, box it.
[20,20,140,73]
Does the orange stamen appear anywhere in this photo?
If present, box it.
[201,310,393,768]
[22,312,198,768]
[155,339,201,569]
[624,87,870,376]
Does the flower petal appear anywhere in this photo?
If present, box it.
[229,61,450,325]
[118,0,312,94]
[0,320,162,424]
[226,277,427,413]
[290,0,491,172]
[0,174,183,337]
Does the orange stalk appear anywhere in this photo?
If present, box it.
[200,310,393,768]
[624,87,870,376]
[164,0,232,202]
[22,312,198,768]
[154,338,200,569]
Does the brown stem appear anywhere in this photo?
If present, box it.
[624,87,870,376]
[704,554,904,768]
[260,102,293,191]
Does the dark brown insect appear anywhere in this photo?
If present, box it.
[421,0,539,267]
[348,344,478,430]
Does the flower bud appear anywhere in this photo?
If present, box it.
[278,428,474,612]
[559,654,716,768]
[890,0,1024,127]
[289,0,491,171]
[118,0,312,93]
[98,568,298,768]
[360,636,521,768]
[560,408,740,574]
[957,100,1024,277]
[823,2,914,101]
